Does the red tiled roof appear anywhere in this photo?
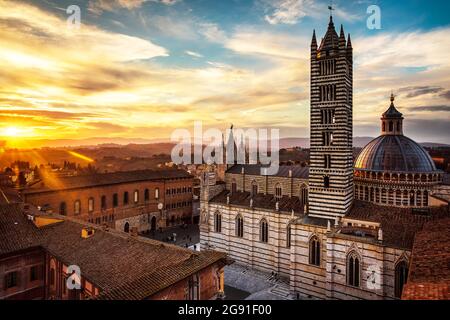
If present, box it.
[402,218,450,300]
[23,169,193,194]
[0,204,226,299]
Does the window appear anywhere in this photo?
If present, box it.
[155,188,160,199]
[287,225,292,248]
[113,193,118,208]
[324,155,331,169]
[133,190,139,203]
[309,236,321,266]
[59,202,67,215]
[322,131,333,146]
[231,181,237,193]
[88,197,94,213]
[74,200,81,215]
[188,274,200,300]
[101,196,107,210]
[214,212,222,233]
[389,121,393,132]
[395,261,409,298]
[324,176,330,189]
[275,184,282,199]
[5,271,19,289]
[30,265,42,282]
[123,191,129,205]
[301,186,308,205]
[321,109,335,125]
[145,189,150,201]
[251,182,258,196]
[347,252,361,287]
[50,268,55,286]
[235,215,243,238]
[260,219,269,243]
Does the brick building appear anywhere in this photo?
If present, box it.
[0,203,227,300]
[22,169,194,233]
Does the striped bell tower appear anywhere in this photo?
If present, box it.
[308,15,354,219]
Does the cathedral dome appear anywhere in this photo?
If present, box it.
[355,135,437,173]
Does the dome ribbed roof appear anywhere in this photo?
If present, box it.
[355,135,437,172]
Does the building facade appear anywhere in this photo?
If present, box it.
[22,169,194,233]
[200,16,449,300]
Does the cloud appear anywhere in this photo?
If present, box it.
[185,50,203,58]
[198,22,227,43]
[88,0,179,14]
[410,105,450,112]
[398,86,445,98]
[263,0,314,25]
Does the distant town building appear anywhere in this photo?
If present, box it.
[0,203,227,300]
[22,169,194,233]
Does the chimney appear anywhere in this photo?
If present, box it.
[327,220,331,232]
[378,228,383,242]
[81,227,95,239]
[227,195,230,205]
[250,198,253,208]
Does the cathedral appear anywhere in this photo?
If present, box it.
[199,16,448,300]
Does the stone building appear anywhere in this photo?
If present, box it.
[0,203,227,300]
[22,169,194,233]
[200,16,449,300]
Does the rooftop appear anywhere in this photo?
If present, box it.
[210,190,305,215]
[0,203,226,300]
[23,169,193,194]
[226,164,309,179]
[402,218,450,300]
[339,201,449,249]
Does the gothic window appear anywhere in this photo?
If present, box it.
[347,252,361,287]
[144,189,150,202]
[214,212,222,233]
[88,197,94,214]
[251,181,258,196]
[59,202,67,215]
[309,236,321,266]
[287,224,292,248]
[395,261,409,298]
[123,191,129,205]
[301,185,308,205]
[324,176,330,189]
[235,215,243,238]
[275,184,282,199]
[74,200,81,215]
[260,219,269,243]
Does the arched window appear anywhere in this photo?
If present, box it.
[389,121,393,132]
[123,191,129,205]
[214,212,222,233]
[188,274,200,300]
[144,189,150,202]
[301,185,308,205]
[275,184,282,199]
[309,236,320,266]
[59,202,67,215]
[101,196,107,210]
[287,224,292,248]
[235,215,243,238]
[231,180,237,193]
[155,188,160,199]
[260,219,269,243]
[251,181,258,196]
[88,197,94,214]
[113,193,118,208]
[382,121,386,132]
[74,200,81,215]
[395,260,409,298]
[133,190,139,204]
[347,251,361,287]
[124,222,130,233]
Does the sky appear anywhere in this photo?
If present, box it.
[0,0,449,148]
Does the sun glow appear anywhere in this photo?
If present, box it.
[2,127,21,137]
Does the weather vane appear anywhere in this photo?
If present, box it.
[328,0,334,17]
